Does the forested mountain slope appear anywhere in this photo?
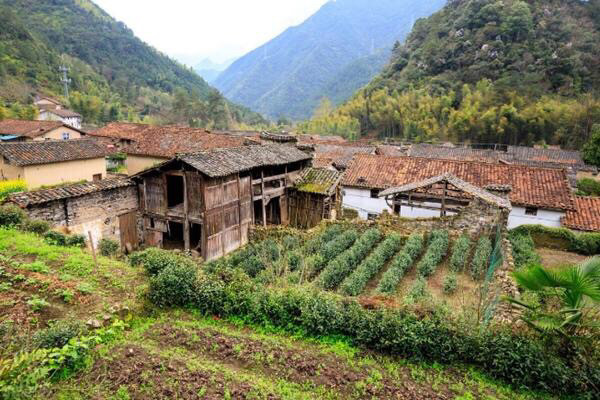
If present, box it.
[215,0,445,120]
[0,0,265,128]
[302,0,600,148]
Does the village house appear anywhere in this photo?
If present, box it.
[0,119,87,142]
[0,140,107,188]
[341,154,574,229]
[3,178,138,250]
[132,144,311,260]
[562,196,600,232]
[34,96,83,129]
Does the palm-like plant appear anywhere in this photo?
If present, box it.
[507,257,600,336]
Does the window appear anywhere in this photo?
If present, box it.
[62,132,70,140]
[525,207,538,216]
[367,213,378,221]
[93,173,102,182]
[370,189,380,199]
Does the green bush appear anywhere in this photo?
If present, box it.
[98,238,120,257]
[287,251,302,271]
[443,273,458,295]
[576,178,600,197]
[512,225,600,256]
[65,234,86,248]
[149,263,198,307]
[130,248,196,276]
[449,235,471,272]
[43,231,67,246]
[308,229,359,276]
[303,224,344,254]
[339,233,403,296]
[471,237,492,280]
[406,277,429,302]
[20,219,50,235]
[377,233,424,294]
[0,204,25,227]
[508,231,540,269]
[318,228,381,290]
[417,230,449,277]
[33,320,85,349]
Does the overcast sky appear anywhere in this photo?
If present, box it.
[94,0,329,66]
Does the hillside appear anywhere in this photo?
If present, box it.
[214,0,445,120]
[0,0,265,128]
[303,0,600,147]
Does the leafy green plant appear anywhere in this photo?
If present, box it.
[376,233,424,294]
[98,238,120,257]
[471,237,492,280]
[129,247,197,276]
[318,228,381,290]
[576,177,600,197]
[65,234,86,248]
[443,273,458,295]
[417,230,449,277]
[21,261,49,274]
[406,277,430,302]
[149,263,198,307]
[43,231,67,246]
[33,320,85,349]
[512,225,600,256]
[449,235,471,272]
[0,205,26,227]
[54,289,74,303]
[27,296,49,312]
[339,233,403,296]
[508,231,540,269]
[20,219,50,235]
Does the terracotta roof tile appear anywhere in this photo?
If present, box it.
[39,108,82,118]
[314,144,375,169]
[4,178,133,208]
[562,196,600,232]
[0,119,65,138]
[342,154,574,211]
[0,140,107,166]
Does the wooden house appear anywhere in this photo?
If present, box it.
[289,168,342,229]
[132,144,311,261]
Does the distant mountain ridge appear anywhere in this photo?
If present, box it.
[194,58,235,84]
[214,0,446,120]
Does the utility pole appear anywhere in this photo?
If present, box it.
[59,66,71,99]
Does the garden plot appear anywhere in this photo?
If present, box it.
[214,223,500,308]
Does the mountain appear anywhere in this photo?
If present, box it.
[214,0,446,120]
[303,0,600,148]
[0,0,265,128]
[194,58,234,84]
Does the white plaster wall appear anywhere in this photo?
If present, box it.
[508,207,565,229]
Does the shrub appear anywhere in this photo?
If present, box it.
[417,230,449,277]
[27,296,49,312]
[508,231,540,269]
[65,234,86,248]
[377,233,424,294]
[309,229,359,276]
[282,235,300,251]
[303,224,344,254]
[318,228,381,290]
[340,233,403,296]
[576,178,600,197]
[287,251,302,271]
[512,225,600,256]
[43,231,67,246]
[443,273,458,294]
[406,277,429,302]
[149,263,198,307]
[0,204,26,227]
[33,320,85,349]
[98,238,120,257]
[449,235,471,272]
[130,248,196,276]
[471,237,492,280]
[20,219,50,235]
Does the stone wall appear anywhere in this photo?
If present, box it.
[24,186,139,247]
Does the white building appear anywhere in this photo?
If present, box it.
[341,154,574,229]
[35,96,83,129]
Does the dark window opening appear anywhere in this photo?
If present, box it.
[367,213,378,221]
[167,175,185,209]
[163,221,184,250]
[393,203,401,215]
[93,173,102,182]
[266,197,281,225]
[253,200,263,224]
[525,207,538,216]
[370,189,380,199]
[190,223,202,252]
[149,218,155,229]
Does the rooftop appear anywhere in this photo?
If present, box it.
[562,196,600,232]
[0,119,85,139]
[5,178,133,208]
[314,144,375,170]
[0,139,107,166]
[295,168,342,196]
[342,154,574,211]
[39,107,82,118]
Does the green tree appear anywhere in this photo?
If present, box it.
[502,1,534,41]
[582,125,600,166]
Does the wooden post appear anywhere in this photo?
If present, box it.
[441,181,448,217]
[88,231,98,271]
[261,170,267,227]
[183,171,190,251]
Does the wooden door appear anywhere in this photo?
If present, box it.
[119,211,138,253]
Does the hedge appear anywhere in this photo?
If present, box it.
[308,229,359,277]
[376,233,424,294]
[318,228,381,290]
[129,247,197,276]
[511,225,600,256]
[150,266,595,395]
[417,230,449,277]
[471,237,492,280]
[508,231,541,269]
[339,233,403,296]
[449,235,471,272]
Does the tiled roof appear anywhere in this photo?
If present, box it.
[376,145,407,157]
[88,122,160,140]
[379,173,512,210]
[39,107,82,118]
[174,144,311,178]
[0,140,107,166]
[295,168,342,196]
[123,130,245,158]
[4,178,134,208]
[314,144,375,169]
[0,119,66,138]
[562,196,600,232]
[342,154,574,211]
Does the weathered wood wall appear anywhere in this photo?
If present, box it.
[289,192,328,229]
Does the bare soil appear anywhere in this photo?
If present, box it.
[537,247,589,268]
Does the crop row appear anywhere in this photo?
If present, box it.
[417,230,449,277]
[376,233,424,294]
[307,229,359,277]
[339,233,403,296]
[288,224,345,272]
[449,235,471,272]
[470,237,492,280]
[318,228,381,290]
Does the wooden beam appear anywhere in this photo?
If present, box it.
[183,172,190,251]
[261,170,267,227]
[252,172,287,185]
